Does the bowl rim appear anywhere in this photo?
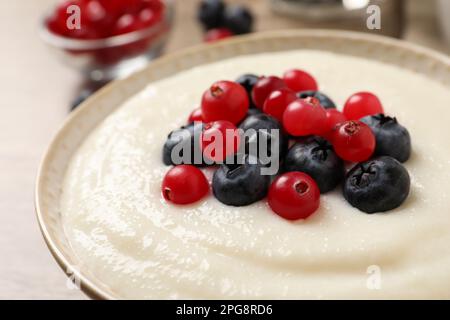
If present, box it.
[35,29,450,300]
[39,0,174,51]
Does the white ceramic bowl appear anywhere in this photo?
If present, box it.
[35,30,450,299]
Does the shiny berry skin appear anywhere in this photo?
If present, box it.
[236,74,259,108]
[163,122,205,166]
[223,5,253,35]
[268,172,320,220]
[282,99,327,136]
[263,88,297,122]
[297,90,336,109]
[343,92,384,120]
[212,155,271,206]
[162,165,209,205]
[188,107,203,123]
[201,80,249,124]
[112,14,143,35]
[283,69,318,92]
[284,136,345,193]
[200,120,241,163]
[251,76,286,109]
[323,109,347,135]
[360,114,411,163]
[197,0,225,30]
[331,120,376,162]
[343,156,410,213]
[204,28,233,42]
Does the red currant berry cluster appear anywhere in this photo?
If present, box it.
[47,0,165,39]
[162,68,411,219]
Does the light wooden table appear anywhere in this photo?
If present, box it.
[0,0,447,300]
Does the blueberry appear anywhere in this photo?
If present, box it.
[236,73,259,108]
[239,113,287,161]
[212,155,271,206]
[197,0,225,30]
[360,114,411,163]
[162,122,205,166]
[223,5,253,35]
[343,156,410,213]
[284,136,345,193]
[239,113,282,132]
[245,108,262,117]
[297,90,336,109]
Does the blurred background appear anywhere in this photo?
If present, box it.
[0,0,448,299]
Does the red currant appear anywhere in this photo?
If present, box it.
[322,109,347,136]
[282,99,327,136]
[263,88,297,122]
[331,120,376,162]
[268,172,320,220]
[112,14,143,35]
[201,80,249,124]
[204,28,234,43]
[200,120,241,162]
[188,107,203,123]
[251,76,286,109]
[283,69,318,92]
[343,92,384,120]
[162,165,209,205]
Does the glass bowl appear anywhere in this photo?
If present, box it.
[40,0,174,82]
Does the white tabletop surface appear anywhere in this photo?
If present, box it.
[0,0,447,300]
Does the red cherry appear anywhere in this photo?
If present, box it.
[188,107,203,123]
[268,172,320,220]
[200,120,241,163]
[201,80,249,124]
[343,92,384,120]
[283,69,318,92]
[251,76,286,109]
[282,99,327,136]
[204,28,234,42]
[263,88,297,122]
[322,109,347,136]
[162,165,209,205]
[331,120,376,162]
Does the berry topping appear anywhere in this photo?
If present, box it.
[239,113,282,132]
[343,156,410,213]
[263,88,297,122]
[188,107,203,123]
[200,120,241,163]
[197,0,225,30]
[251,76,286,109]
[331,120,375,162]
[322,109,347,135]
[162,122,205,166]
[282,99,327,136]
[268,172,320,220]
[212,155,271,206]
[297,90,336,109]
[360,114,411,163]
[283,69,318,92]
[204,28,233,42]
[284,136,345,193]
[343,92,384,120]
[235,74,259,108]
[201,80,249,124]
[223,5,253,35]
[162,165,209,205]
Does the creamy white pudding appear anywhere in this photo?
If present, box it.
[60,50,450,299]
